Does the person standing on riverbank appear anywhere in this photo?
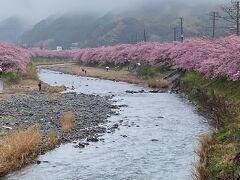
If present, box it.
[38,81,42,91]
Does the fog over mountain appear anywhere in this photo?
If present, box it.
[0,0,227,22]
[0,0,230,47]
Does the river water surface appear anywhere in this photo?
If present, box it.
[6,69,208,180]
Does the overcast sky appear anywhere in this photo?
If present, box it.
[0,0,228,22]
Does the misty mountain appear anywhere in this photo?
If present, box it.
[18,14,203,49]
[0,17,31,43]
[21,13,147,48]
[21,14,99,48]
[19,1,227,49]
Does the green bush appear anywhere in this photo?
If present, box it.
[31,57,69,63]
[2,71,21,83]
[217,123,240,144]
[217,130,232,144]
[182,72,240,110]
[137,65,162,78]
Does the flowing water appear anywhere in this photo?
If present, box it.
[5,69,208,180]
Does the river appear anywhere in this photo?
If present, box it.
[5,69,208,180]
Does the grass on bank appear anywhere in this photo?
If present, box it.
[0,126,41,177]
[0,58,69,84]
[31,57,70,66]
[0,125,59,177]
[1,62,67,95]
[0,62,38,84]
[136,64,162,79]
[96,62,130,71]
[22,62,38,80]
[193,134,212,180]
[49,60,172,89]
[181,72,240,111]
[46,85,66,93]
[0,71,21,84]
[44,131,59,151]
[61,112,76,133]
[181,72,240,180]
[148,79,170,89]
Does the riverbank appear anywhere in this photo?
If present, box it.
[44,63,171,89]
[0,92,117,142]
[0,64,118,177]
[1,64,39,97]
[181,72,240,180]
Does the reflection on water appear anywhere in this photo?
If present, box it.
[6,69,208,180]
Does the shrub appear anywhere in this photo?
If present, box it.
[61,112,76,133]
[0,126,41,177]
[21,62,38,80]
[2,71,21,83]
[137,65,162,78]
[44,131,59,151]
[148,79,170,89]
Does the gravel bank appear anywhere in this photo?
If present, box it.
[0,92,119,143]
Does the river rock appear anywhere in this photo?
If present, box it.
[87,137,99,142]
[112,123,119,129]
[82,142,90,146]
[125,90,138,94]
[74,143,85,148]
[121,135,128,138]
[149,90,168,93]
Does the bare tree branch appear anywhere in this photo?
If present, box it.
[220,1,240,35]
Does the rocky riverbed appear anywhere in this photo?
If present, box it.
[0,91,119,143]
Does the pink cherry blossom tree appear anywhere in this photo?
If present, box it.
[26,35,240,81]
[0,43,30,72]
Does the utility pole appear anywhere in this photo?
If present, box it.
[212,12,216,39]
[143,29,147,42]
[131,35,134,44]
[237,1,240,35]
[210,11,218,39]
[173,27,177,41]
[180,17,184,42]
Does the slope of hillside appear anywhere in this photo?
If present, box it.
[0,17,30,43]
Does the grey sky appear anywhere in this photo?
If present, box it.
[0,0,228,22]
